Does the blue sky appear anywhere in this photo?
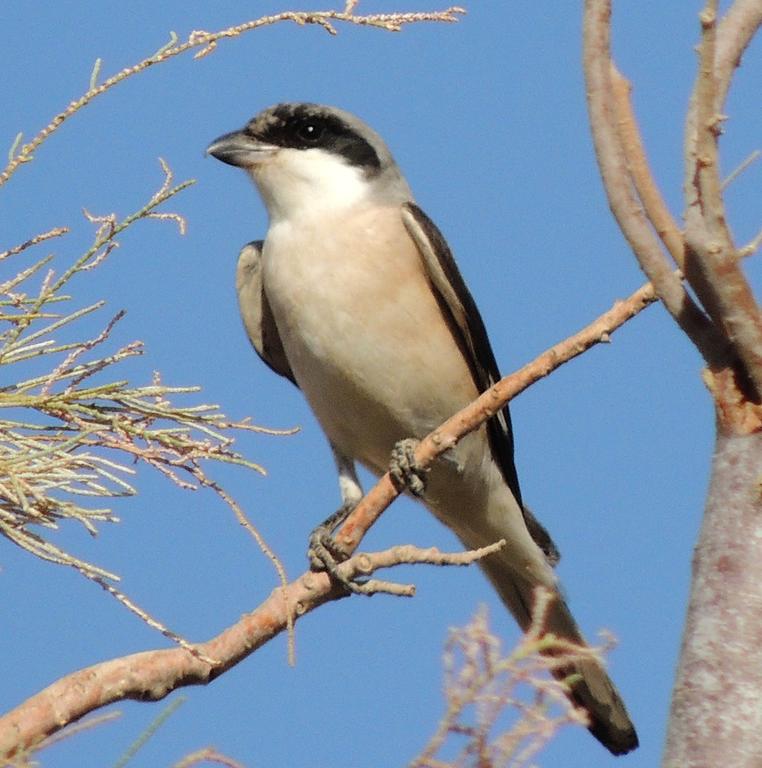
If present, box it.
[2,1,761,766]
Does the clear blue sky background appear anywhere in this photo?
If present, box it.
[2,2,761,766]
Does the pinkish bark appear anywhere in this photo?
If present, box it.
[664,430,762,766]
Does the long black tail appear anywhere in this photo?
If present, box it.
[480,554,639,755]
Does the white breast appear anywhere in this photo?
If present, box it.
[262,204,479,474]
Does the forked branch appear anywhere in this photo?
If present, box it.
[682,0,762,399]
[582,0,762,411]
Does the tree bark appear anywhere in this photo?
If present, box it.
[664,429,762,766]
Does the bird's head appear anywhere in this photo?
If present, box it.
[207,103,412,222]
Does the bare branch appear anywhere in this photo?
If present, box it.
[335,280,656,554]
[332,540,505,596]
[173,748,246,768]
[0,5,465,186]
[609,65,685,269]
[34,711,122,754]
[714,0,762,107]
[411,599,596,768]
[112,698,186,768]
[0,267,659,756]
[739,227,762,259]
[694,1,730,242]
[0,540,498,758]
[682,0,762,399]
[722,149,761,190]
[581,0,730,374]
[0,227,69,262]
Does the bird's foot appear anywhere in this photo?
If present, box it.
[389,438,428,497]
[308,502,368,595]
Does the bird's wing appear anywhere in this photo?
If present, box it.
[238,243,362,506]
[236,241,298,386]
[401,203,559,565]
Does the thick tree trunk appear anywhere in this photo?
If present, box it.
[664,430,762,766]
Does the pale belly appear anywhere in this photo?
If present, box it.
[261,206,544,582]
[261,206,479,475]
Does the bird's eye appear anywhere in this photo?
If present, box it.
[295,121,324,143]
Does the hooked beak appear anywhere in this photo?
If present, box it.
[206,130,278,168]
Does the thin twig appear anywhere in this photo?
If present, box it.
[0,6,465,187]
[173,747,246,768]
[1,163,287,651]
[411,598,593,767]
[112,698,185,768]
[34,711,122,753]
[738,227,762,259]
[0,228,69,262]
[721,149,761,190]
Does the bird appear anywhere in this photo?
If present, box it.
[207,102,638,755]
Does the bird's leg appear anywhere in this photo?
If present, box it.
[308,448,368,594]
[308,500,356,570]
[389,437,428,497]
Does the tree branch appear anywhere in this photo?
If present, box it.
[609,66,684,269]
[715,0,762,106]
[682,0,762,401]
[0,542,500,758]
[581,0,727,371]
[335,279,657,555]
[0,5,465,187]
[0,279,655,757]
[582,2,762,763]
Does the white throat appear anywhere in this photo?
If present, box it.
[250,147,370,224]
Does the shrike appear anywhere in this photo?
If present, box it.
[208,103,637,755]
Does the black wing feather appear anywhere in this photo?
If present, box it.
[402,204,559,565]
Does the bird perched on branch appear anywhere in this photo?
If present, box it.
[207,102,637,755]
